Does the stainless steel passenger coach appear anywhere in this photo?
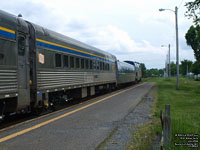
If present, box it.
[117,61,136,84]
[0,10,117,117]
[0,10,142,119]
[124,61,142,82]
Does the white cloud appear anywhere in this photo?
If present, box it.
[60,22,172,68]
[0,0,196,69]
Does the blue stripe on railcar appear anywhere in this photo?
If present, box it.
[0,29,15,39]
[36,40,114,63]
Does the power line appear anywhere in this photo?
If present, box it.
[178,0,184,9]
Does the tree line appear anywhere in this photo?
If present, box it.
[140,60,200,78]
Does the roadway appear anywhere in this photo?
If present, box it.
[0,82,154,150]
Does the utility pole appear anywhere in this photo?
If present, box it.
[166,54,169,77]
[168,44,171,78]
[175,6,179,89]
[159,6,179,89]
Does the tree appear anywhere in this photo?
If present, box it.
[185,0,200,24]
[158,69,164,77]
[180,59,193,75]
[140,63,147,77]
[146,68,162,77]
[185,1,200,63]
[185,25,200,63]
[170,61,177,76]
[192,61,200,74]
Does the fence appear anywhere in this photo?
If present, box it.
[160,104,171,150]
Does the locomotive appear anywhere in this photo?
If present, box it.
[0,10,141,119]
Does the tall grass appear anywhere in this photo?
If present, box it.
[148,77,200,149]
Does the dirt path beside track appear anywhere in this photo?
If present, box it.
[99,84,156,150]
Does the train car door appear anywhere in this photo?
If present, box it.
[26,22,37,107]
[17,33,30,109]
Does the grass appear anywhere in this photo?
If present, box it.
[128,120,161,150]
[129,77,200,150]
[128,84,160,150]
[150,77,200,149]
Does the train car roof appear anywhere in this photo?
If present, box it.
[0,10,28,35]
[124,60,135,66]
[0,10,17,30]
[32,23,116,61]
[117,61,135,70]
[124,60,141,67]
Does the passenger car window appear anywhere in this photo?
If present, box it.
[18,36,25,56]
[105,63,108,70]
[90,60,93,69]
[96,61,100,70]
[86,59,89,69]
[70,56,74,68]
[63,55,68,68]
[0,39,16,66]
[81,58,84,69]
[55,53,61,67]
[0,52,4,60]
[76,57,80,68]
[100,62,103,70]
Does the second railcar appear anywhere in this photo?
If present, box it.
[116,61,136,85]
[124,61,142,82]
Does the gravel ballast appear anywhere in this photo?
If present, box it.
[100,85,156,150]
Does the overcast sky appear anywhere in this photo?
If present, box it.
[0,0,195,69]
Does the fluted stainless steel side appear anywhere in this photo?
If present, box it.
[0,69,17,95]
[37,70,116,90]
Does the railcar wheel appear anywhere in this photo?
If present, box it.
[0,101,6,122]
[32,107,43,116]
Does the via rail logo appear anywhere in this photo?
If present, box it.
[112,65,115,71]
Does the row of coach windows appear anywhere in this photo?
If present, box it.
[55,53,110,71]
[100,62,109,70]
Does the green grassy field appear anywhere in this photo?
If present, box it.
[152,77,200,149]
[129,77,200,150]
